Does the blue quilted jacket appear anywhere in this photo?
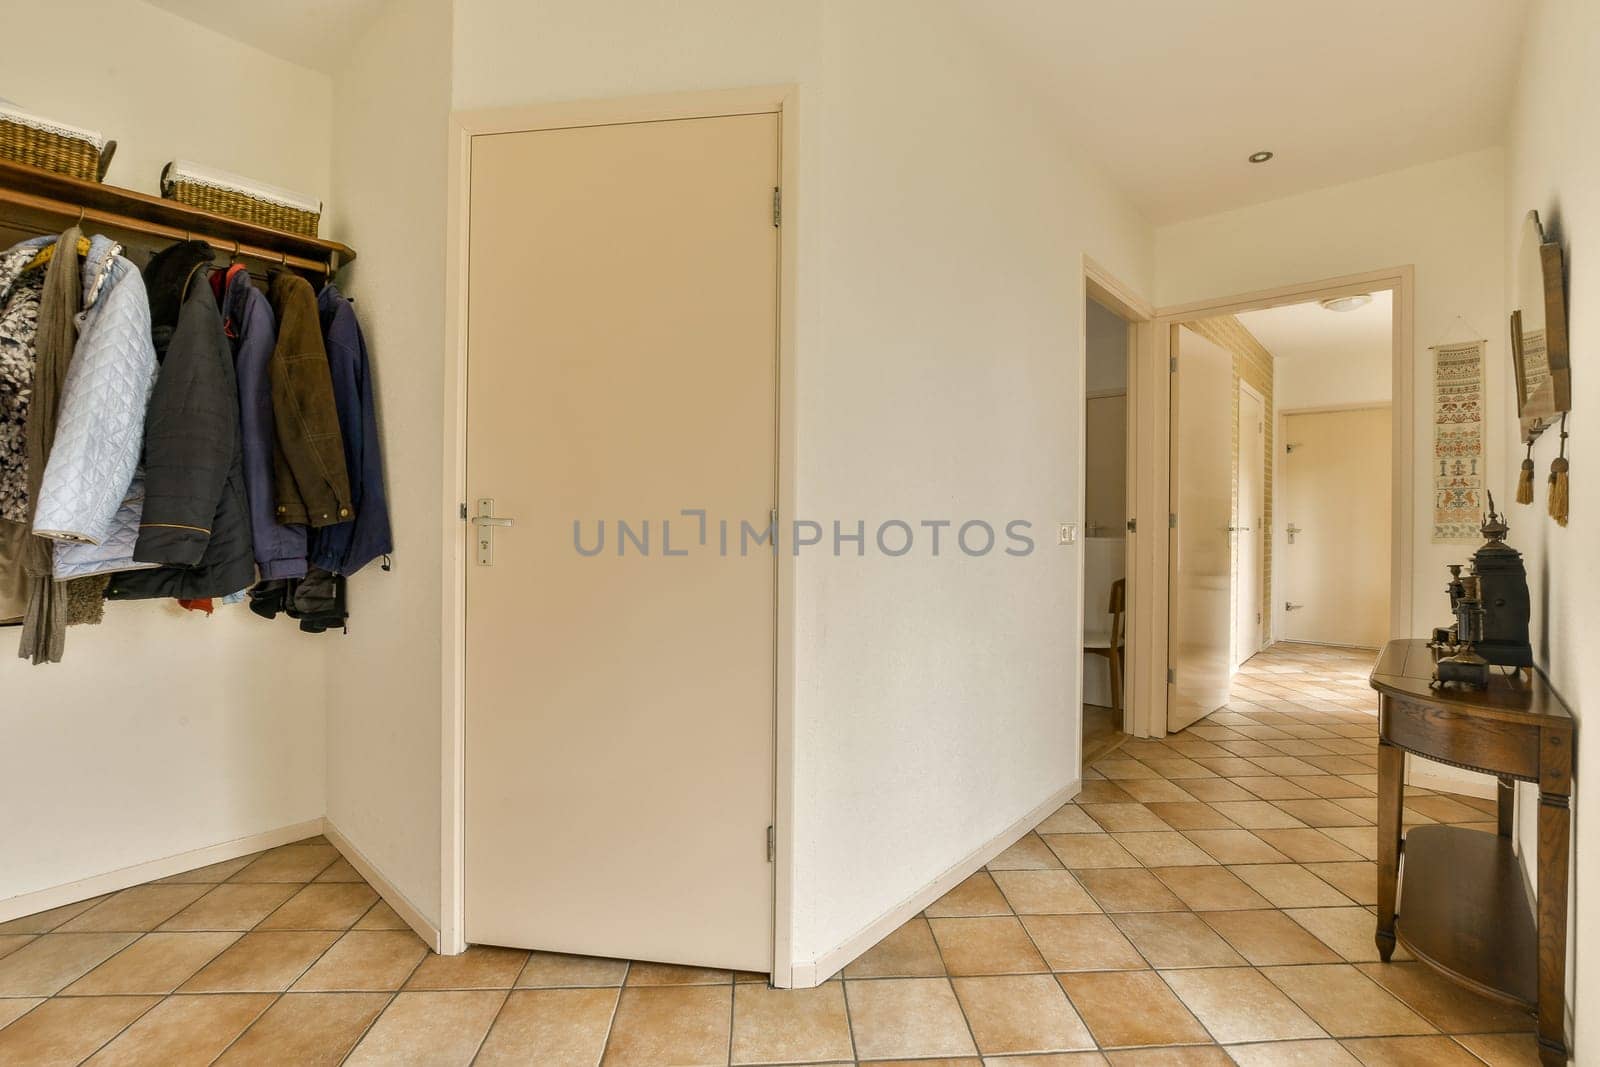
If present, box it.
[34,237,160,579]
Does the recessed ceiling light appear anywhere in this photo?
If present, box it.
[1248,150,1274,164]
[1319,293,1373,313]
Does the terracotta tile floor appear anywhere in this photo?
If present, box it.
[0,644,1542,1065]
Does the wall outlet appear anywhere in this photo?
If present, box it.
[1058,522,1078,545]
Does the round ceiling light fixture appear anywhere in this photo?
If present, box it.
[1248,150,1274,163]
[1319,293,1374,313]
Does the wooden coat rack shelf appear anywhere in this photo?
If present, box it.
[0,158,355,274]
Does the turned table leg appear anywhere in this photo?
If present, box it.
[1375,736,1405,962]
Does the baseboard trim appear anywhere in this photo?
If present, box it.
[0,818,325,925]
[797,778,1080,987]
[322,819,444,954]
[1274,639,1382,653]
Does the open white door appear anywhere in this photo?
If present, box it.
[1169,326,1234,732]
[1234,384,1265,667]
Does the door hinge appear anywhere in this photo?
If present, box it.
[1168,513,1177,529]
[772,187,782,228]
[1167,667,1177,684]
[1170,356,1177,373]
[766,825,776,862]
[459,502,467,521]
[1256,611,1262,624]
[1126,518,1136,533]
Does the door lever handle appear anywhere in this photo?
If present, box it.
[473,498,514,565]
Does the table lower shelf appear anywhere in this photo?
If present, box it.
[1396,824,1537,1007]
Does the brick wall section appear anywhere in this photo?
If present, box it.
[1186,315,1275,646]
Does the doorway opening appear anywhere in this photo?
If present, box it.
[1083,294,1132,763]
[1166,284,1399,732]
[1237,293,1394,652]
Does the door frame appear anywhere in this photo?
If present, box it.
[1083,259,1156,745]
[1234,378,1267,667]
[1136,266,1415,736]
[440,86,801,982]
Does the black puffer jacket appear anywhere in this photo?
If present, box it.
[108,241,254,600]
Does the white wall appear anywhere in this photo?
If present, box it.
[798,0,1151,971]
[320,0,453,932]
[452,0,1154,972]
[1155,148,1507,641]
[0,0,333,906]
[1,1,331,203]
[1274,347,1392,412]
[1503,0,1597,1047]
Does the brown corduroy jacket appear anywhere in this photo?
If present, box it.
[266,272,351,527]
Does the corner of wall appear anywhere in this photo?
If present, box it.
[319,0,455,935]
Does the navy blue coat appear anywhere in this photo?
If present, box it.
[309,285,391,575]
[223,267,307,579]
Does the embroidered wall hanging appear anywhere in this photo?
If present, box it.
[1432,339,1485,542]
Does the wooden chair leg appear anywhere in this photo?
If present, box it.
[1107,646,1124,730]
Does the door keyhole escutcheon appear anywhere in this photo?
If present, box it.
[473,497,515,565]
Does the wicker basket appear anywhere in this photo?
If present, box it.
[0,110,115,182]
[161,161,321,237]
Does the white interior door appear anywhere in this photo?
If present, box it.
[1281,407,1392,648]
[1169,326,1234,732]
[1234,385,1265,666]
[464,112,779,971]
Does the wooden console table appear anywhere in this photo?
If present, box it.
[1370,639,1573,1066]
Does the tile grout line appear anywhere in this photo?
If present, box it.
[62,981,164,1064]
[461,987,512,1066]
[333,932,437,1066]
[203,883,390,1066]
[919,897,990,1059]
[1005,869,1112,1055]
[592,958,631,1065]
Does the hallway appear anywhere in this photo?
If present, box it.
[0,646,1534,1064]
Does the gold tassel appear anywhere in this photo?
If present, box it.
[1549,457,1569,526]
[1548,414,1569,527]
[1517,445,1535,505]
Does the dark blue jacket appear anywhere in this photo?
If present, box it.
[309,285,391,575]
[223,267,306,579]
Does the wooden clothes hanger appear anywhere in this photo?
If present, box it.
[21,207,90,272]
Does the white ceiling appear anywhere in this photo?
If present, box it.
[144,0,1531,222]
[1235,290,1392,364]
[142,0,388,75]
[955,0,1530,223]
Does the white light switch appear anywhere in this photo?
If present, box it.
[1059,522,1078,545]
